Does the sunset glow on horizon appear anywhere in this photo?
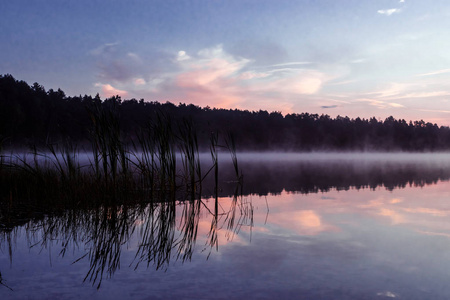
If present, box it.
[3,1,450,125]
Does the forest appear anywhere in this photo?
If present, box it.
[1,73,450,151]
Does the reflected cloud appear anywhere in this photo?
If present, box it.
[417,230,450,238]
[377,291,398,298]
[390,198,403,204]
[403,207,448,217]
[270,209,337,236]
[379,208,405,224]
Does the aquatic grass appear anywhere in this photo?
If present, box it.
[225,132,242,184]
[86,100,132,200]
[0,102,242,233]
[131,111,179,199]
[178,118,202,199]
[152,113,177,196]
[0,136,5,173]
[210,131,219,198]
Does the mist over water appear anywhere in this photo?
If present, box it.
[6,150,450,195]
[9,150,450,165]
[234,151,450,163]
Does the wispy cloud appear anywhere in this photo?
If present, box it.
[90,42,120,56]
[388,103,404,108]
[377,8,401,16]
[238,71,270,80]
[269,62,313,68]
[417,109,450,114]
[133,78,146,86]
[417,68,450,77]
[403,91,450,99]
[328,79,357,86]
[375,83,410,98]
[356,98,405,110]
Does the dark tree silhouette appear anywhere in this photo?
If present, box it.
[1,74,450,151]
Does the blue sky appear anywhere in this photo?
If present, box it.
[2,0,450,124]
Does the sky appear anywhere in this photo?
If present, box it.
[2,0,450,125]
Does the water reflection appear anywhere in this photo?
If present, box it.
[207,153,450,197]
[3,154,450,298]
[0,189,253,289]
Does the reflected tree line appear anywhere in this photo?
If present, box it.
[2,74,450,151]
[202,159,450,196]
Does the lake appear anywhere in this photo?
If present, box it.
[2,153,450,299]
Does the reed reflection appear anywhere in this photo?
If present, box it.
[0,188,252,289]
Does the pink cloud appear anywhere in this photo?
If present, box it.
[95,83,128,98]
[133,78,146,86]
[164,45,330,112]
[94,44,333,114]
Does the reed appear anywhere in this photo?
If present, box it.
[132,112,177,199]
[178,118,202,199]
[0,102,242,226]
[0,136,5,172]
[86,100,130,195]
[210,131,219,197]
[225,132,242,184]
[152,113,177,195]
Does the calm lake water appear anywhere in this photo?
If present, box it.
[2,153,450,299]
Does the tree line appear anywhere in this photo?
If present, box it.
[1,74,450,151]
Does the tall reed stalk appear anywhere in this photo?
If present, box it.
[210,131,219,197]
[0,136,4,172]
[178,119,202,199]
[225,132,242,184]
[87,101,129,198]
